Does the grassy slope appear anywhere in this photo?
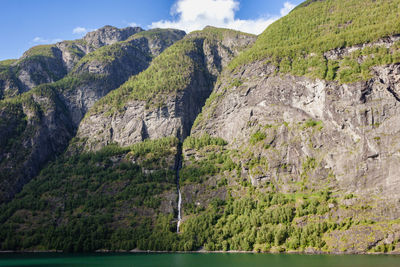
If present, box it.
[230,0,400,83]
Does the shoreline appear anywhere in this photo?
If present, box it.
[1,250,400,256]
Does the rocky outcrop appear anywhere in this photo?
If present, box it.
[75,27,256,151]
[16,46,67,92]
[82,25,143,53]
[0,69,21,99]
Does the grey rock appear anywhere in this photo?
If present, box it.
[82,25,143,53]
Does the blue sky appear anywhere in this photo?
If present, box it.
[0,0,302,60]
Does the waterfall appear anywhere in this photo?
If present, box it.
[176,144,182,233]
[177,184,182,233]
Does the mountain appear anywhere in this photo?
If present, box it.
[1,0,400,254]
[0,26,185,203]
[0,26,143,99]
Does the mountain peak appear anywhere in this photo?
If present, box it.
[83,25,144,49]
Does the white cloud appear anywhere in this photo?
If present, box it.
[280,1,296,16]
[149,0,297,35]
[33,37,46,43]
[128,22,139,27]
[72,27,88,35]
[32,37,62,44]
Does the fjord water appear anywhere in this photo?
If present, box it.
[0,253,399,267]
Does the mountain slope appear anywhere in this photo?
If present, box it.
[230,0,400,82]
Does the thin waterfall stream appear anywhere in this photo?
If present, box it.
[176,143,183,233]
[176,171,182,233]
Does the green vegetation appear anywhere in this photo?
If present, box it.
[128,28,185,45]
[62,40,86,58]
[250,131,267,145]
[183,134,228,150]
[16,44,67,85]
[73,28,184,72]
[73,41,147,68]
[22,45,57,59]
[0,81,74,200]
[0,132,393,253]
[89,27,252,115]
[181,136,235,184]
[189,26,254,43]
[0,69,20,99]
[180,190,337,252]
[49,72,106,93]
[301,119,323,130]
[0,59,16,72]
[229,0,400,83]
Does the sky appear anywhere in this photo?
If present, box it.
[0,0,303,60]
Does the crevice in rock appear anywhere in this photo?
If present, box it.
[386,85,400,102]
[140,120,149,140]
[360,80,373,103]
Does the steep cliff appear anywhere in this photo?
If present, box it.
[0,86,74,203]
[183,0,400,253]
[62,28,186,126]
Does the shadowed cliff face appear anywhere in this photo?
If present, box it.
[0,90,74,203]
[0,28,186,203]
[74,28,256,152]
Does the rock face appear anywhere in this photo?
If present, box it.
[82,25,143,52]
[192,40,400,199]
[75,28,256,151]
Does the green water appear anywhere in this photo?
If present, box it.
[0,253,399,267]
